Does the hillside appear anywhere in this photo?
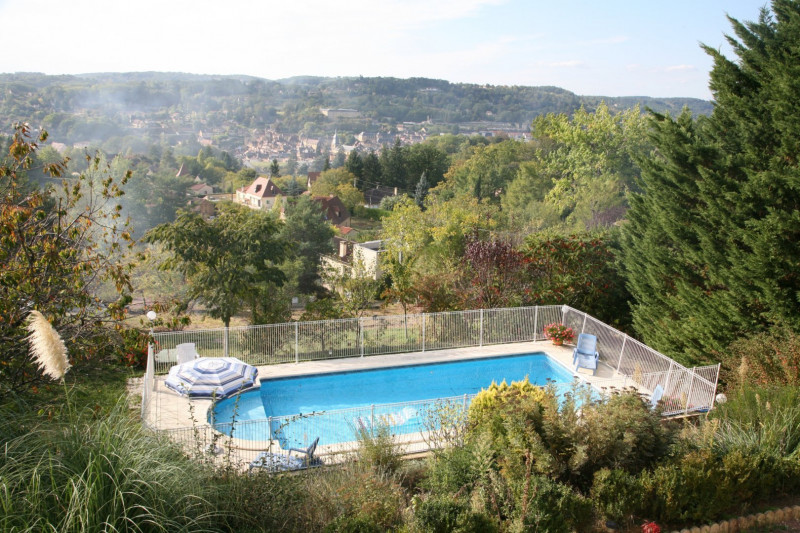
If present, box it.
[0,72,712,150]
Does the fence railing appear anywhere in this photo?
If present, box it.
[148,305,563,375]
[142,305,721,461]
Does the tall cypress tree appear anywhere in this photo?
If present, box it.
[620,0,800,366]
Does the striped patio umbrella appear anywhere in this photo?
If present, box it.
[165,357,258,399]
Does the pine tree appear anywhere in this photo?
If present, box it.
[269,158,280,178]
[620,0,800,366]
[414,172,429,209]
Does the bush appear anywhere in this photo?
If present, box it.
[571,391,673,487]
[413,495,498,533]
[215,470,309,532]
[709,384,800,457]
[517,476,594,533]
[423,444,480,494]
[0,401,216,532]
[301,463,405,531]
[355,422,403,476]
[591,468,645,525]
[640,450,729,524]
[725,325,800,387]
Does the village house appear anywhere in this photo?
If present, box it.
[312,195,351,227]
[322,238,384,282]
[187,183,214,197]
[235,176,283,211]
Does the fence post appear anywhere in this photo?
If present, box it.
[684,368,696,415]
[463,393,468,411]
[268,416,273,451]
[663,361,676,397]
[533,306,539,341]
[710,363,722,410]
[370,405,375,437]
[479,309,484,347]
[616,336,627,376]
[561,305,568,326]
[359,317,364,358]
[224,326,229,358]
[294,322,299,364]
[581,313,587,334]
[422,313,426,352]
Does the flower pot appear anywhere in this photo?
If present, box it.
[552,339,564,346]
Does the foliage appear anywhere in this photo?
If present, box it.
[515,475,594,533]
[724,325,800,388]
[412,495,498,533]
[300,462,406,532]
[0,400,217,532]
[215,471,309,532]
[542,323,575,344]
[321,255,381,318]
[468,377,554,427]
[281,194,335,294]
[707,384,800,458]
[145,202,287,327]
[619,1,800,366]
[523,230,632,329]
[0,124,134,399]
[591,468,646,525]
[354,422,404,477]
[460,238,530,309]
[311,168,364,210]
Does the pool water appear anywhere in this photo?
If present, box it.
[211,352,584,447]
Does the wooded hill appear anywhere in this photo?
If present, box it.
[0,72,712,146]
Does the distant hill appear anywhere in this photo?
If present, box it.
[0,72,713,148]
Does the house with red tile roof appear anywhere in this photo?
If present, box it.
[235,176,283,211]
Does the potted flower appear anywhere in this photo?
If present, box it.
[543,323,575,346]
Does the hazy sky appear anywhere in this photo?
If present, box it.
[0,0,768,99]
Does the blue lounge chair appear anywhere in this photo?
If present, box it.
[249,437,321,473]
[572,333,599,375]
[650,384,664,410]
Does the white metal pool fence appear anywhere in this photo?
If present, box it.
[141,305,721,461]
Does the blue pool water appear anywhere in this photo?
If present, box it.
[211,352,583,447]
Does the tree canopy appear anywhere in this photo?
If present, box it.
[619,0,800,365]
[145,202,287,327]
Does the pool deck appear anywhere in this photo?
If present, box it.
[145,340,637,434]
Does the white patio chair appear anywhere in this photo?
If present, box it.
[176,343,199,365]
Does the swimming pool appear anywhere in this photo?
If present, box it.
[211,352,585,447]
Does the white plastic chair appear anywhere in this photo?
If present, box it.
[176,343,199,365]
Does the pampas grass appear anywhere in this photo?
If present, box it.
[26,310,70,380]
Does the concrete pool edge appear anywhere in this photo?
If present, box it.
[145,340,637,463]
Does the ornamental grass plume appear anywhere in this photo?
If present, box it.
[26,310,71,380]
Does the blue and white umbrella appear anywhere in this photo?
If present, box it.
[165,357,258,399]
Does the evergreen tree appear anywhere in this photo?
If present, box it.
[620,0,800,366]
[345,150,364,185]
[414,171,429,209]
[362,150,382,188]
[269,158,280,178]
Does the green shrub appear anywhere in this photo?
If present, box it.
[354,422,403,476]
[725,325,800,387]
[324,513,385,533]
[591,468,645,525]
[423,444,480,494]
[301,464,405,531]
[517,476,594,533]
[710,385,800,457]
[215,470,309,532]
[571,391,673,487]
[413,495,498,533]
[0,401,216,532]
[640,450,729,524]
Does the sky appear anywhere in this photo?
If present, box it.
[0,0,770,99]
